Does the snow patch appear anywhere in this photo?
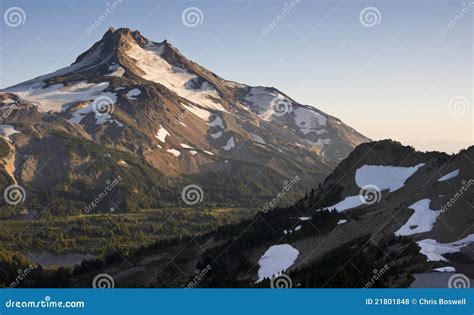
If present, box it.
[432,267,455,272]
[394,199,441,236]
[256,244,299,282]
[180,143,193,149]
[244,87,282,120]
[293,107,327,134]
[322,163,425,212]
[437,169,460,182]
[222,136,235,151]
[250,133,266,144]
[6,81,114,113]
[0,124,20,142]
[356,164,425,192]
[126,88,141,100]
[181,103,211,122]
[118,160,128,166]
[1,98,15,105]
[307,138,331,149]
[166,149,181,157]
[210,131,222,139]
[126,42,226,111]
[209,116,224,129]
[107,64,125,77]
[337,219,348,225]
[155,126,170,143]
[189,150,198,155]
[330,195,364,212]
[417,234,474,261]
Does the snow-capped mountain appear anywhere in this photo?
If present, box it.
[0,28,369,209]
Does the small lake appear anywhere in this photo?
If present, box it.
[26,251,97,267]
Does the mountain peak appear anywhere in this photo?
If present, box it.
[103,27,148,44]
[74,27,151,65]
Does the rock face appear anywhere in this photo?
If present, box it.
[0,27,369,211]
[183,142,473,288]
[199,141,473,287]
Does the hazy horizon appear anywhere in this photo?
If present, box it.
[1,0,472,153]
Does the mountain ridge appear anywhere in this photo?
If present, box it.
[2,139,470,288]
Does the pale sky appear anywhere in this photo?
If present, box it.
[1,0,472,153]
